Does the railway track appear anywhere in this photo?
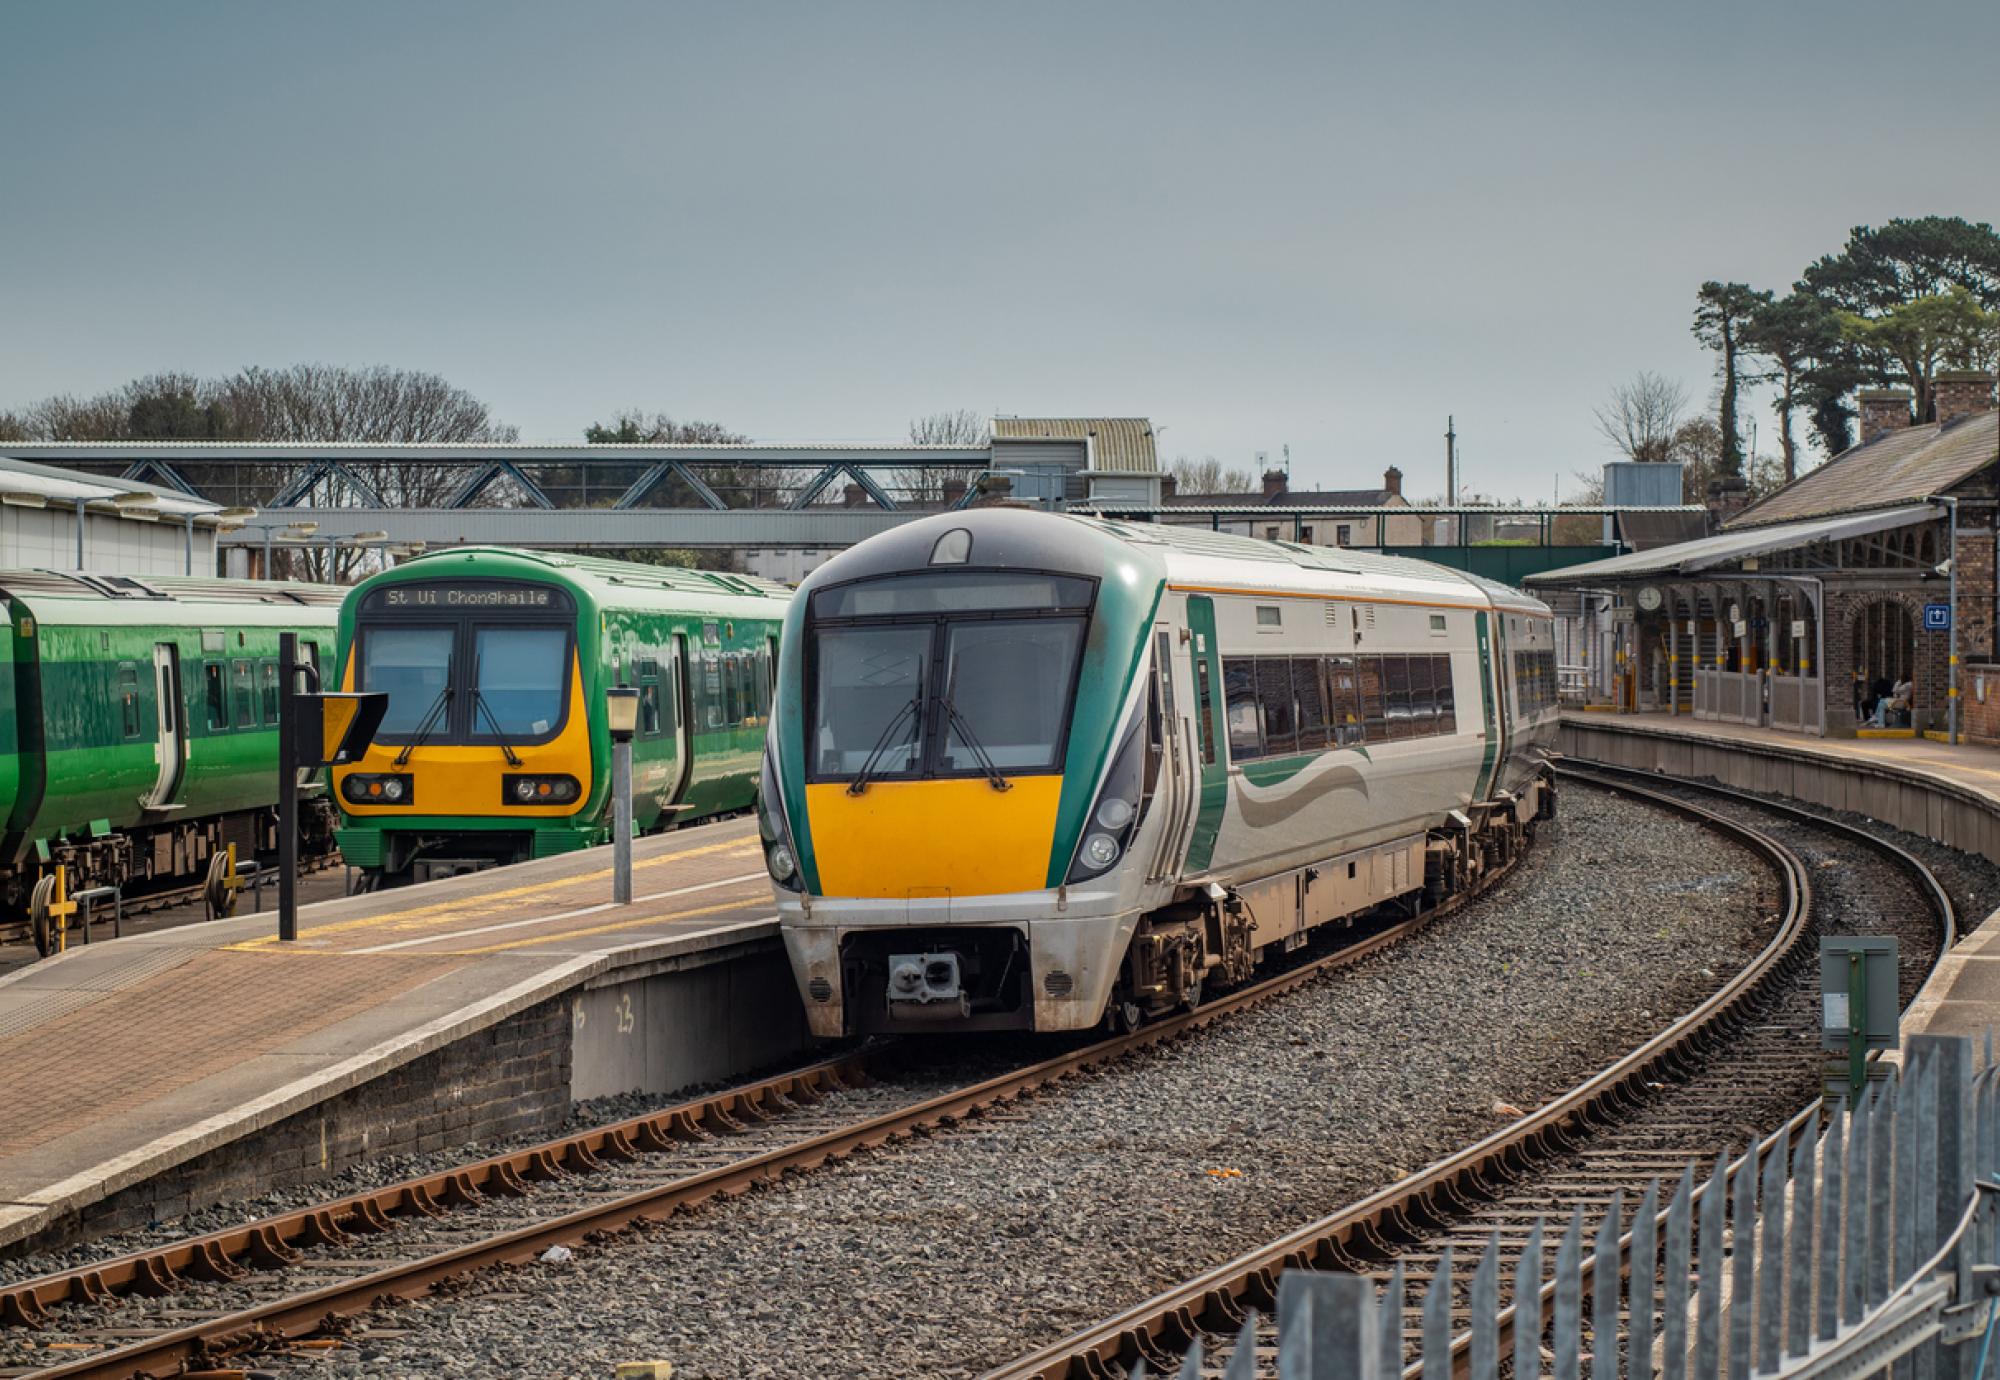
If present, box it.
[981,763,1956,1379]
[2,851,342,955]
[0,812,1532,1380]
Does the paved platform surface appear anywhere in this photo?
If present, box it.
[0,815,772,1249]
[1562,712,2000,1055]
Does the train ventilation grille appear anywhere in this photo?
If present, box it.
[1323,602,1340,626]
[1042,970,1075,998]
[807,977,834,1003]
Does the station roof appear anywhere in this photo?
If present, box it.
[1727,412,1999,530]
[991,417,1157,471]
[0,453,224,522]
[1524,503,1939,587]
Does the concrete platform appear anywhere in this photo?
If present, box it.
[1559,712,2000,1057]
[0,815,785,1252]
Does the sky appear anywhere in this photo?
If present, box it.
[3,0,1997,502]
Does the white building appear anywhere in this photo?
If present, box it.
[0,454,232,576]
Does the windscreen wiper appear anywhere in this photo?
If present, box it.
[846,692,924,797]
[939,661,1010,792]
[392,677,454,766]
[472,688,524,767]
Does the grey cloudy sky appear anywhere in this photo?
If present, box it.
[3,0,1996,500]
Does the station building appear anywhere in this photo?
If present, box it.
[1527,370,2000,740]
[0,452,231,576]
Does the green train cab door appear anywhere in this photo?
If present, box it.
[143,642,185,809]
[1182,595,1228,874]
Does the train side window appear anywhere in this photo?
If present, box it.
[205,662,229,729]
[1222,658,1262,761]
[1193,658,1217,766]
[1407,653,1436,737]
[1355,657,1387,741]
[117,663,141,739]
[723,657,742,726]
[260,662,280,724]
[1382,655,1413,740]
[1292,656,1328,750]
[1433,654,1457,734]
[1325,656,1360,745]
[232,660,254,728]
[636,657,663,737]
[1257,658,1297,755]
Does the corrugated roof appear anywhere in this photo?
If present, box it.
[1726,412,1998,529]
[991,417,1157,471]
[1526,504,1939,586]
[0,453,223,520]
[1617,510,1710,550]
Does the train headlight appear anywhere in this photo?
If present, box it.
[341,773,414,807]
[1067,717,1150,884]
[759,746,804,893]
[768,841,797,883]
[500,775,581,806]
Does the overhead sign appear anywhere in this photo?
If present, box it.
[1924,602,1951,632]
[293,692,389,767]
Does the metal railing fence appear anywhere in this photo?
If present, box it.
[1136,1032,1998,1380]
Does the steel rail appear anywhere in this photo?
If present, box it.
[982,769,1820,1379]
[7,821,1533,1379]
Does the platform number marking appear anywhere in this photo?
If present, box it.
[616,992,636,1036]
[573,996,586,1032]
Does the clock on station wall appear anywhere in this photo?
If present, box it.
[1636,586,1663,612]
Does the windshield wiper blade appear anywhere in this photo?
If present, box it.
[847,694,923,796]
[392,684,453,766]
[942,695,1011,792]
[472,690,524,767]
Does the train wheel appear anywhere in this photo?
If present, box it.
[203,853,238,920]
[28,875,56,957]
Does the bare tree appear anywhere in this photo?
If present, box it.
[898,410,987,504]
[1593,371,1690,462]
[1170,455,1256,493]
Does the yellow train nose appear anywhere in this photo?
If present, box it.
[804,776,1065,898]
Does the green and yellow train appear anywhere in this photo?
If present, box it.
[331,548,791,882]
[0,570,345,947]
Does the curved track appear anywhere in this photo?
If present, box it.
[981,764,1955,1379]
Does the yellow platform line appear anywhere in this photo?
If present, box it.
[444,897,776,956]
[348,871,767,954]
[226,835,759,951]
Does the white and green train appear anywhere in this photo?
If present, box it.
[760,509,1559,1036]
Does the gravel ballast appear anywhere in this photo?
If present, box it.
[231,785,1777,1379]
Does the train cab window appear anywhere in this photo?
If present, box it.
[938,619,1083,773]
[1382,655,1413,741]
[1257,659,1297,755]
[1326,656,1361,745]
[232,660,254,727]
[1433,654,1458,734]
[1223,659,1261,760]
[361,627,455,736]
[205,662,228,729]
[635,658,663,737]
[472,627,569,737]
[260,662,279,724]
[1355,657,1387,741]
[811,624,931,777]
[117,663,141,739]
[723,656,742,726]
[1293,657,1329,749]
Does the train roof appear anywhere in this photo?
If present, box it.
[0,570,344,626]
[370,546,792,613]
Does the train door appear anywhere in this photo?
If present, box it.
[1472,611,1507,802]
[144,642,185,808]
[664,632,695,807]
[1182,595,1228,874]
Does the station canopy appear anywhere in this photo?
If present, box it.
[1524,503,1941,588]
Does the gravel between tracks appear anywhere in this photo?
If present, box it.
[243,786,1777,1380]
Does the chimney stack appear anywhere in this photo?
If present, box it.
[940,477,967,507]
[1858,388,1914,445]
[1383,466,1403,499]
[1261,469,1288,500]
[1933,370,1996,427]
[1159,473,1178,500]
[842,482,867,507]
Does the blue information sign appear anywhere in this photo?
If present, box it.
[1924,602,1952,631]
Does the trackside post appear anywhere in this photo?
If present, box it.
[278,632,387,942]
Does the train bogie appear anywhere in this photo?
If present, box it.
[765,510,1558,1036]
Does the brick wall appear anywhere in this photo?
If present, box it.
[14,996,572,1256]
[1935,370,1996,427]
[1821,587,1950,733]
[1858,389,1914,444]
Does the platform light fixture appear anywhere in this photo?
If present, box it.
[606,685,640,743]
[0,492,48,509]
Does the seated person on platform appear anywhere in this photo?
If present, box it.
[1871,677,1912,728]
[1862,677,1890,725]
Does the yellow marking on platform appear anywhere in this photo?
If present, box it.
[441,898,775,956]
[349,871,767,954]
[224,835,758,951]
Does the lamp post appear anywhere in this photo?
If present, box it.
[605,686,640,904]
